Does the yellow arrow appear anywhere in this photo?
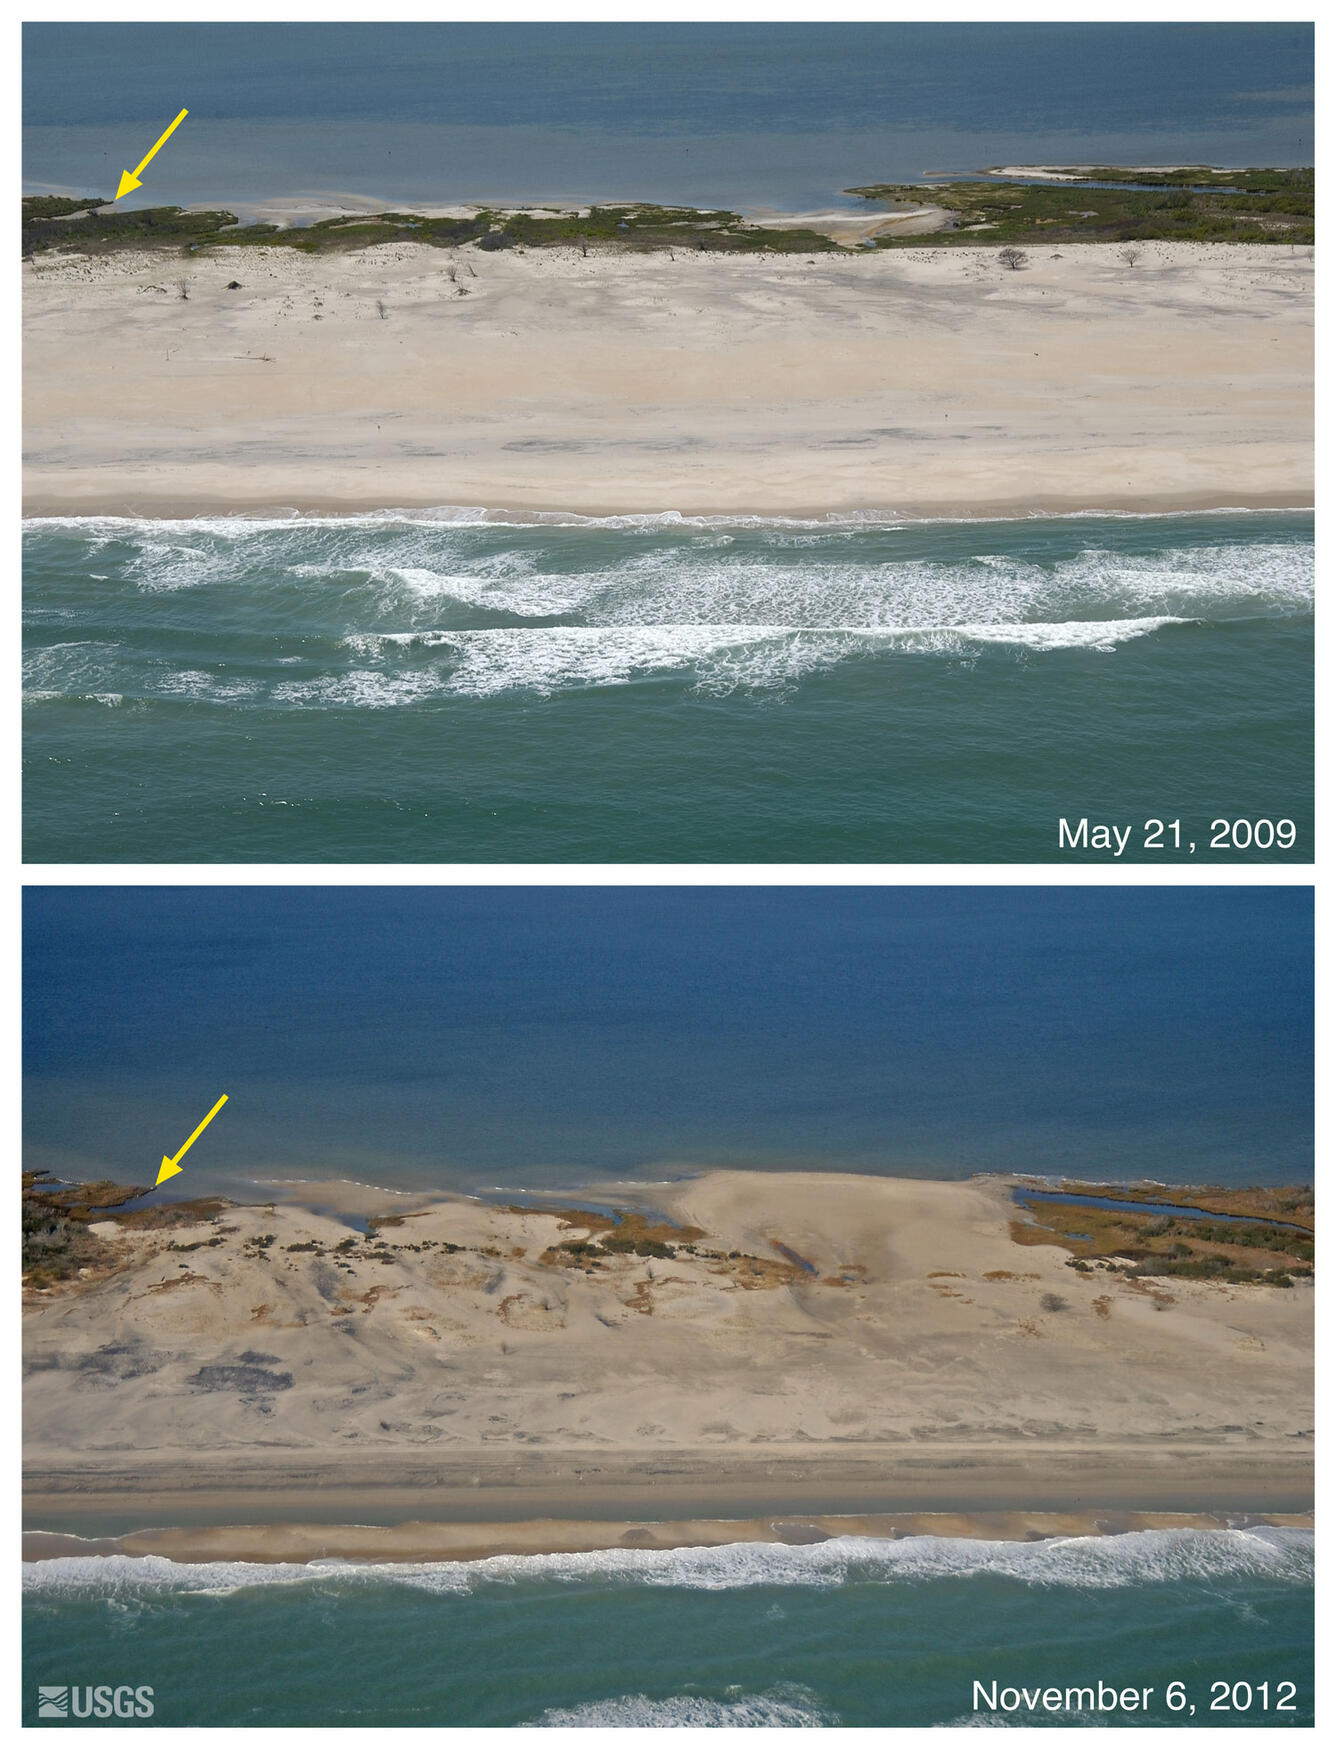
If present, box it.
[157,1093,228,1187]
[114,108,189,201]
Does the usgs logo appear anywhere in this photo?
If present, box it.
[37,1685,155,1720]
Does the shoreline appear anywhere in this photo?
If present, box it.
[23,1453,1316,1540]
[20,490,1316,522]
[23,1507,1315,1568]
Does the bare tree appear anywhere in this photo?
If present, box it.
[1118,244,1144,267]
[997,247,1027,272]
[376,300,387,320]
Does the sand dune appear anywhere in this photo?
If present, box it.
[22,1172,1313,1532]
[23,239,1312,518]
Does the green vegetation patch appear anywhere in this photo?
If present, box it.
[22,196,839,260]
[22,194,112,221]
[847,169,1313,247]
[488,204,837,253]
[23,200,251,258]
[1002,167,1313,193]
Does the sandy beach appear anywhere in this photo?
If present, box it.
[22,1172,1314,1548]
[23,238,1312,518]
[23,1507,1312,1567]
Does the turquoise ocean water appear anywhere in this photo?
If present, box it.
[23,512,1313,863]
[22,1532,1313,1727]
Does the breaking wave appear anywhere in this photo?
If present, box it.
[21,1528,1315,1601]
[531,1685,834,1726]
[23,513,1312,702]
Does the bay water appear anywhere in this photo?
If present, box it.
[23,22,1313,213]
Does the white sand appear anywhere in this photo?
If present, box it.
[23,239,1311,518]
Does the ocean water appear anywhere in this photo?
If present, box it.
[22,23,1313,212]
[23,886,1313,1193]
[22,511,1313,864]
[22,1531,1314,1727]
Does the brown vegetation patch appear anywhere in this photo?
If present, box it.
[521,1206,705,1247]
[496,1292,565,1330]
[22,1172,159,1287]
[622,1279,656,1316]
[350,1284,401,1314]
[24,1174,151,1218]
[821,1264,867,1288]
[127,1270,217,1302]
[769,1240,817,1274]
[1123,1277,1175,1310]
[709,1253,805,1291]
[117,1197,231,1230]
[1058,1182,1313,1232]
[1012,1196,1313,1289]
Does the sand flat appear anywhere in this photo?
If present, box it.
[23,239,1312,518]
[22,1172,1313,1532]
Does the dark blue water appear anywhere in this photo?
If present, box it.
[22,887,1313,1193]
[22,23,1313,211]
[21,1531,1315,1727]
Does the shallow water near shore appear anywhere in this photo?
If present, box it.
[21,1529,1314,1726]
[22,510,1313,863]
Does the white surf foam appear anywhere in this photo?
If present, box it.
[302,540,1312,630]
[532,1685,834,1726]
[270,669,443,709]
[412,618,1188,698]
[18,619,1197,707]
[23,519,1311,702]
[21,1528,1314,1601]
[22,505,1312,536]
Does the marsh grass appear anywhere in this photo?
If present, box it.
[21,198,840,261]
[1011,1190,1313,1288]
[849,168,1313,246]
